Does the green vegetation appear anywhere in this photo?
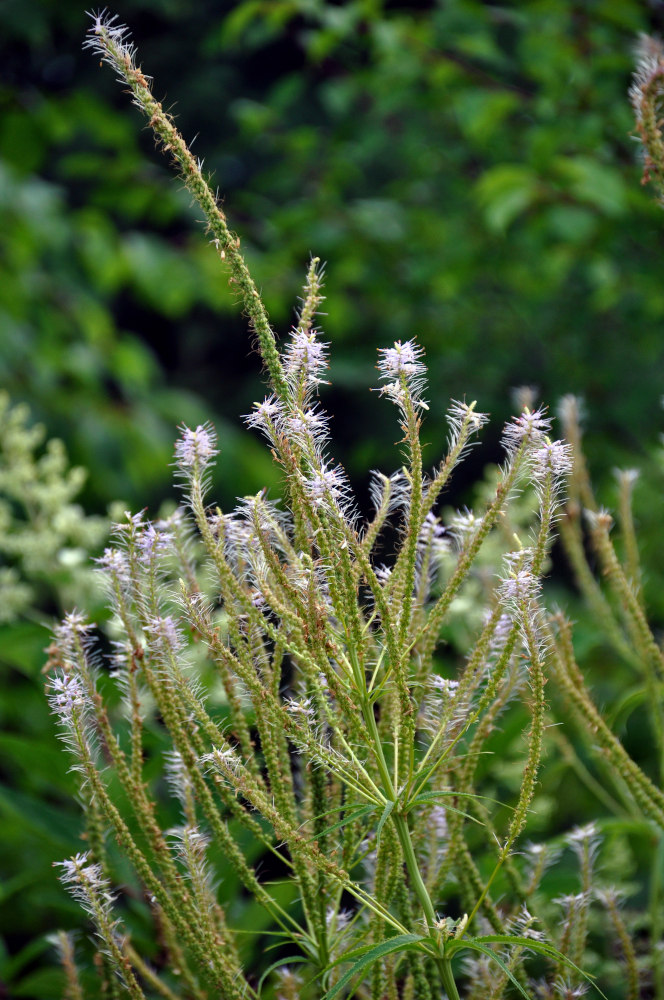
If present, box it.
[3,1,664,506]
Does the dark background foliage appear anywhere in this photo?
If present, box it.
[4,0,664,513]
[2,1,664,996]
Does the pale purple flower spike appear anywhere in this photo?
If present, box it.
[377,339,426,378]
[175,424,218,469]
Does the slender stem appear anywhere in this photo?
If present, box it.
[369,713,460,1000]
[392,813,437,930]
[89,18,289,401]
[461,856,503,936]
[438,958,461,1000]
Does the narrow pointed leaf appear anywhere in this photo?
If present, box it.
[305,804,375,843]
[322,935,424,1000]
[447,936,606,997]
[424,804,485,826]
[258,956,308,994]
[376,800,395,843]
[450,941,531,998]
[407,789,511,811]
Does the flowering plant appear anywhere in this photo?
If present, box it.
[46,14,664,1000]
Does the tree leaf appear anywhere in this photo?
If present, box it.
[474,164,540,232]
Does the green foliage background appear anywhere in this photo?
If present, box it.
[2,1,664,996]
[4,0,664,510]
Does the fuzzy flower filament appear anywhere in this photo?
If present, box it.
[175,423,218,478]
[284,329,330,399]
[502,406,551,457]
[304,463,350,510]
[57,852,145,999]
[375,339,429,412]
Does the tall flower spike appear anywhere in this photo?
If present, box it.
[375,338,429,411]
[417,512,451,584]
[446,399,489,448]
[531,439,574,483]
[174,423,218,474]
[501,406,551,455]
[165,749,196,811]
[96,546,131,589]
[170,825,217,902]
[84,11,137,67]
[566,822,601,867]
[136,521,173,568]
[368,469,409,515]
[557,393,585,430]
[48,674,87,723]
[297,256,326,336]
[630,34,664,202]
[56,853,113,916]
[56,852,145,999]
[84,11,290,399]
[285,405,330,449]
[244,396,284,436]
[144,614,185,657]
[53,611,96,661]
[284,329,330,391]
[500,567,541,610]
[377,339,426,378]
[449,508,482,548]
[305,463,351,509]
[48,669,99,774]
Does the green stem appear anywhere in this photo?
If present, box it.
[462,856,503,937]
[438,958,461,1000]
[362,672,460,998]
[353,642,395,794]
[392,813,437,930]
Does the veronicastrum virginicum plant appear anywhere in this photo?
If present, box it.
[46,13,664,1000]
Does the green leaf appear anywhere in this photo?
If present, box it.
[554,155,627,217]
[0,621,49,675]
[258,955,309,995]
[606,684,646,729]
[306,804,375,843]
[0,734,71,791]
[322,935,424,1000]
[0,867,43,907]
[0,785,79,848]
[375,800,395,843]
[422,802,484,826]
[407,789,483,803]
[453,89,519,144]
[406,790,506,827]
[448,935,607,997]
[448,940,531,998]
[1,934,53,983]
[474,165,540,232]
[11,967,63,1000]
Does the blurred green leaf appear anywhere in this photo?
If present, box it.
[0,622,48,675]
[474,165,541,232]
